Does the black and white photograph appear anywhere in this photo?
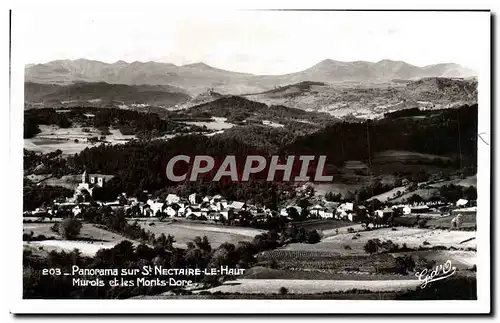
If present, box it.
[7,3,492,315]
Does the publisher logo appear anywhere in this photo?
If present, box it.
[415,260,457,289]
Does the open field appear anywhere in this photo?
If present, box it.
[24,222,129,242]
[24,125,138,155]
[372,150,452,163]
[196,278,421,294]
[426,214,476,229]
[312,182,365,197]
[429,175,477,188]
[275,226,475,257]
[321,227,476,250]
[131,219,265,248]
[184,117,234,130]
[26,174,114,190]
[367,185,408,202]
[23,222,136,255]
[389,188,440,203]
[24,240,116,256]
[24,138,94,155]
[291,219,356,235]
[320,224,364,238]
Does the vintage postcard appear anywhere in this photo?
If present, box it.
[8,4,491,314]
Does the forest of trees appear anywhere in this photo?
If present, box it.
[281,104,478,169]
[23,103,478,209]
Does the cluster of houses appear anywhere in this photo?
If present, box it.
[25,190,477,225]
[24,170,477,224]
[137,193,272,221]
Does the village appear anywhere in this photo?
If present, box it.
[25,170,477,230]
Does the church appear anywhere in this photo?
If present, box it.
[73,169,107,201]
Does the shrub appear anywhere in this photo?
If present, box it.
[423,240,430,246]
[394,255,416,275]
[347,227,355,233]
[305,229,321,244]
[343,245,351,250]
[363,239,378,254]
[417,219,428,228]
[58,217,83,240]
[380,240,400,252]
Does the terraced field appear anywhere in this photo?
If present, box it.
[257,249,400,273]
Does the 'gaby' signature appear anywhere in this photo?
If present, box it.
[415,260,457,289]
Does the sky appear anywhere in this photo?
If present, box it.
[17,9,488,75]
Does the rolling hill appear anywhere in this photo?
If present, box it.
[171,96,335,127]
[25,81,192,108]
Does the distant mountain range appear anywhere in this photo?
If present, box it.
[25,58,476,96]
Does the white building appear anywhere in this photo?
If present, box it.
[309,204,323,217]
[146,199,165,216]
[319,208,334,219]
[189,193,198,205]
[72,205,82,217]
[165,194,180,205]
[336,202,354,219]
[164,205,178,217]
[228,201,246,211]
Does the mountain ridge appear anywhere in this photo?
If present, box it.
[25,58,476,95]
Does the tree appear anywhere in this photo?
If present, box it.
[286,207,300,221]
[365,199,383,212]
[279,287,288,295]
[155,233,176,250]
[58,218,82,240]
[363,239,378,254]
[325,192,342,202]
